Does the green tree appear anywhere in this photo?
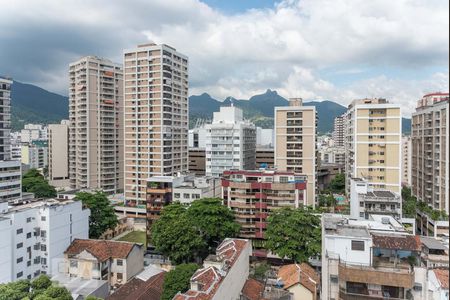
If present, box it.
[318,194,336,207]
[85,296,103,300]
[30,275,52,298]
[252,262,270,281]
[161,264,199,300]
[265,208,321,263]
[0,280,30,300]
[186,198,240,249]
[76,191,118,238]
[330,173,345,193]
[151,204,206,264]
[22,169,57,198]
[0,276,72,300]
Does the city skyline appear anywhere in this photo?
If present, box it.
[0,0,448,116]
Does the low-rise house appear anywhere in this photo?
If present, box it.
[420,237,449,269]
[63,239,144,287]
[277,263,320,300]
[174,238,251,300]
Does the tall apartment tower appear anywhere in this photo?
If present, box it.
[344,98,402,195]
[0,77,22,204]
[205,106,256,177]
[332,115,344,146]
[68,56,124,194]
[123,43,189,205]
[0,76,12,161]
[401,136,412,186]
[411,92,449,213]
[48,120,70,188]
[274,98,317,206]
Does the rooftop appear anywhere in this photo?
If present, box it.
[3,198,81,215]
[65,239,142,262]
[433,269,449,289]
[107,267,165,300]
[372,233,421,251]
[421,236,447,251]
[241,278,264,300]
[51,273,108,298]
[365,190,397,198]
[277,263,319,293]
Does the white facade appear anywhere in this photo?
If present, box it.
[205,106,256,177]
[0,160,22,204]
[0,199,90,283]
[20,124,48,143]
[21,144,48,169]
[350,178,402,220]
[189,126,208,149]
[401,136,412,186]
[320,146,345,165]
[256,127,274,147]
[172,176,221,204]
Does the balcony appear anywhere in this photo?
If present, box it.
[339,289,408,300]
[255,202,268,209]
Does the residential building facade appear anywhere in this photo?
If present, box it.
[64,239,144,287]
[174,238,251,300]
[402,136,412,186]
[274,98,316,206]
[0,160,21,204]
[205,106,256,177]
[69,56,124,193]
[256,147,274,169]
[124,43,189,205]
[350,178,402,220]
[319,146,345,165]
[0,76,12,161]
[344,98,402,195]
[20,124,48,143]
[411,92,449,213]
[332,115,344,146]
[188,148,206,176]
[221,170,307,256]
[48,120,70,188]
[0,199,90,283]
[21,141,48,169]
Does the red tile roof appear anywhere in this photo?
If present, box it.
[65,239,141,262]
[173,238,249,300]
[241,278,264,300]
[433,269,449,289]
[278,263,319,293]
[372,234,421,251]
[107,271,165,300]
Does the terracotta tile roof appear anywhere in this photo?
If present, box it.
[433,269,449,289]
[65,239,140,262]
[372,234,421,251]
[173,238,249,300]
[106,271,165,300]
[278,263,319,293]
[241,278,264,300]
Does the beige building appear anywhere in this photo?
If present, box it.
[274,98,316,206]
[64,239,143,287]
[0,76,12,161]
[123,43,189,205]
[69,56,124,194]
[48,120,70,188]
[344,98,402,195]
[332,115,344,146]
[411,92,449,214]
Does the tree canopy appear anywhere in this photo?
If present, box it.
[151,198,240,264]
[265,207,321,263]
[22,169,57,198]
[0,275,72,300]
[161,263,199,300]
[329,173,345,194]
[76,191,118,239]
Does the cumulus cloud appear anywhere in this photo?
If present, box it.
[0,0,448,116]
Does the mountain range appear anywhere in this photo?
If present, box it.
[9,81,411,134]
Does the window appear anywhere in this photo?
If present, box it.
[27,261,31,267]
[17,257,23,263]
[26,232,32,239]
[117,273,123,280]
[41,258,47,265]
[26,217,32,223]
[17,272,23,278]
[174,193,180,198]
[330,275,338,283]
[280,176,289,183]
[183,193,190,199]
[70,260,78,268]
[41,245,47,252]
[17,243,23,249]
[41,216,46,221]
[116,259,123,266]
[351,240,365,251]
[41,230,46,238]
[16,228,23,234]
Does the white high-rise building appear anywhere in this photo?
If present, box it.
[69,56,124,194]
[21,142,48,169]
[205,106,256,177]
[333,115,344,146]
[123,43,189,205]
[0,199,90,283]
[20,124,48,143]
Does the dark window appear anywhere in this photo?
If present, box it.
[17,243,23,249]
[16,257,23,263]
[351,240,365,251]
[116,259,123,266]
[17,272,23,278]
[16,228,23,234]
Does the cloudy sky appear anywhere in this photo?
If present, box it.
[0,0,448,116]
